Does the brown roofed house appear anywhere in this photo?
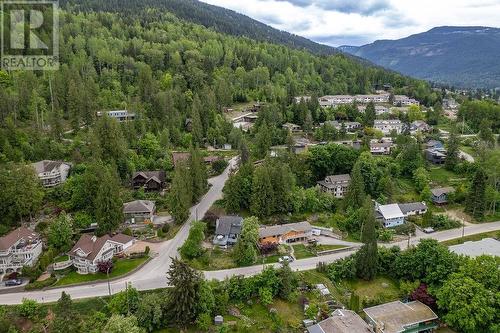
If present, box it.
[258,221,312,245]
[132,171,166,191]
[0,227,43,273]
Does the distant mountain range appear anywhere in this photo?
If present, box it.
[339,26,500,89]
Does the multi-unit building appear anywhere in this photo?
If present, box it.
[258,222,312,245]
[319,94,389,107]
[32,160,72,188]
[0,227,43,274]
[358,105,390,115]
[322,121,362,132]
[317,174,351,198]
[294,96,311,103]
[374,119,403,134]
[393,95,420,106]
[375,202,428,227]
[67,234,135,274]
[96,110,135,122]
[282,122,301,132]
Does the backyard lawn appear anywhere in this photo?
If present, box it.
[340,276,401,306]
[428,167,465,187]
[293,244,348,259]
[55,257,148,286]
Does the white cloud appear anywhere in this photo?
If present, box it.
[200,0,500,46]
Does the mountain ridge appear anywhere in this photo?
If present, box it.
[340,26,500,89]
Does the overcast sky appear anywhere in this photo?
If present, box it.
[200,0,500,46]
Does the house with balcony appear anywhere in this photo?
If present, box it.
[317,174,351,198]
[393,95,420,106]
[425,148,447,164]
[258,222,312,245]
[370,141,393,155]
[32,160,72,188]
[375,202,428,228]
[131,171,166,191]
[68,234,135,274]
[213,216,243,247]
[0,227,43,274]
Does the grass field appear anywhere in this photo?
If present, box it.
[440,230,500,246]
[429,167,465,187]
[342,276,401,306]
[55,257,148,286]
[293,244,348,259]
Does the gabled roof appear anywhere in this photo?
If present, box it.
[123,200,156,214]
[132,171,165,182]
[0,227,39,251]
[32,160,71,174]
[215,216,243,236]
[430,187,455,197]
[69,234,111,261]
[110,233,135,245]
[258,221,312,238]
[308,309,373,333]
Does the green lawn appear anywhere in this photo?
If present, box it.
[55,257,148,286]
[187,248,238,271]
[429,167,465,187]
[343,276,401,305]
[440,230,500,246]
[262,254,280,264]
[293,244,348,259]
[54,255,69,263]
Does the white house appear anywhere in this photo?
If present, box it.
[375,202,428,228]
[32,160,72,188]
[68,234,135,274]
[96,110,135,122]
[370,142,393,155]
[374,119,403,134]
[317,174,351,198]
[0,227,43,274]
[393,95,419,106]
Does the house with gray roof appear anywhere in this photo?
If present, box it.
[123,200,156,224]
[430,187,455,205]
[398,202,428,216]
[258,221,312,245]
[307,309,373,333]
[449,238,500,258]
[317,174,351,198]
[131,171,166,191]
[32,160,71,188]
[213,216,244,247]
[375,201,428,228]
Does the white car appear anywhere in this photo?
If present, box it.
[278,256,293,263]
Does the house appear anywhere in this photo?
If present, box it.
[375,203,405,228]
[430,187,455,205]
[370,142,393,155]
[213,216,244,247]
[344,121,362,132]
[393,95,420,106]
[317,174,351,198]
[398,202,428,216]
[258,222,312,245]
[425,148,446,164]
[375,202,428,227]
[364,301,439,333]
[0,227,42,274]
[123,200,156,224]
[131,171,166,191]
[32,160,72,188]
[443,98,459,109]
[96,110,135,122]
[232,113,258,132]
[307,309,373,333]
[375,105,390,115]
[282,122,301,132]
[410,120,431,134]
[294,96,311,103]
[426,140,444,150]
[374,120,403,134]
[68,234,135,274]
[449,238,500,258]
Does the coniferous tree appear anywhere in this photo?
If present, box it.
[167,258,203,325]
[364,101,376,127]
[168,162,192,224]
[233,216,259,265]
[190,147,208,202]
[465,168,487,219]
[96,167,123,235]
[191,96,204,145]
[356,197,378,280]
[345,161,365,209]
[446,128,460,170]
[250,166,274,217]
[52,292,81,333]
[254,121,271,159]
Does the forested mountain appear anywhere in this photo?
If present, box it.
[340,26,500,89]
[60,0,339,55]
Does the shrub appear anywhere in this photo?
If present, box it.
[378,229,395,242]
[212,159,228,175]
[18,299,41,319]
[161,223,170,233]
[25,277,57,290]
[122,228,132,236]
[97,260,114,274]
[326,255,356,281]
[394,223,416,236]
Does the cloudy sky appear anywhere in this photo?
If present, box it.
[200,0,500,46]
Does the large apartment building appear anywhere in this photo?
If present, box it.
[374,119,403,134]
[319,94,389,107]
[393,95,420,106]
[0,227,43,274]
[32,160,72,188]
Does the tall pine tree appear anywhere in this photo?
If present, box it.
[96,167,123,235]
[466,168,487,219]
[356,196,378,280]
[345,161,366,209]
[190,147,208,202]
[168,162,192,224]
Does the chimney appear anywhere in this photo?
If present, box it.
[91,235,97,243]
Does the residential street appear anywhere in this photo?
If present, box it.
[0,157,498,305]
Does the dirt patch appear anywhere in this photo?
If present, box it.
[36,273,51,282]
[443,208,473,225]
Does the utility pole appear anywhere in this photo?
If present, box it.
[106,266,112,297]
[462,221,465,239]
[407,233,411,249]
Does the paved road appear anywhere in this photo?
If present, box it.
[0,163,498,305]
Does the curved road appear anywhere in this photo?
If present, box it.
[0,159,499,304]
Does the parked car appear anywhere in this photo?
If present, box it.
[278,256,293,263]
[423,227,435,234]
[5,279,22,287]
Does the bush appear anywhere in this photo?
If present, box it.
[97,260,114,274]
[18,299,41,319]
[394,223,416,236]
[212,159,228,175]
[24,277,57,290]
[122,228,132,236]
[161,223,170,233]
[378,229,395,242]
[431,215,461,230]
[326,255,357,281]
